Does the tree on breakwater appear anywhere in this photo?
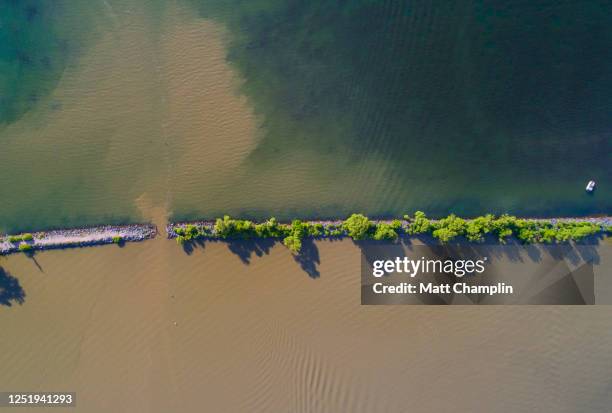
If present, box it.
[7,233,32,243]
[171,213,610,254]
[18,243,32,252]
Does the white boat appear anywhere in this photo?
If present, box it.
[586,180,596,192]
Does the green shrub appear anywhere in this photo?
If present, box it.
[184,224,200,238]
[465,214,494,242]
[405,211,431,235]
[283,235,302,254]
[18,243,32,252]
[177,213,607,250]
[214,216,234,238]
[291,220,306,237]
[254,218,287,238]
[7,235,22,243]
[304,223,324,237]
[21,233,33,241]
[213,216,258,238]
[373,222,398,241]
[112,236,122,244]
[390,219,402,230]
[432,214,466,243]
[342,214,373,240]
[173,224,206,243]
[278,220,311,254]
[558,222,600,242]
[326,227,344,237]
[517,227,537,243]
[554,227,573,242]
[491,215,516,243]
[261,217,290,238]
[236,220,255,237]
[538,228,556,243]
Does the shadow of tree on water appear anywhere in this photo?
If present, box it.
[177,236,275,263]
[293,238,320,278]
[23,250,44,272]
[398,234,606,266]
[227,238,276,264]
[179,237,322,278]
[0,267,25,307]
[180,238,206,255]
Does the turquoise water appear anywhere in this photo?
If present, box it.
[0,1,99,125]
[0,0,610,232]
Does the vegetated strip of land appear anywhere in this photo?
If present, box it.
[2,214,610,256]
[167,213,612,254]
[0,224,157,255]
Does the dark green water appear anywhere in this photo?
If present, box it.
[0,1,60,124]
[185,0,611,220]
[0,0,610,232]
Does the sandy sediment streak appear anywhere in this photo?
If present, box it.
[0,224,157,255]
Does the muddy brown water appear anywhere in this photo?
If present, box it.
[1,237,612,412]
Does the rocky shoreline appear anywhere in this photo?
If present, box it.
[1,214,610,255]
[0,224,157,255]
